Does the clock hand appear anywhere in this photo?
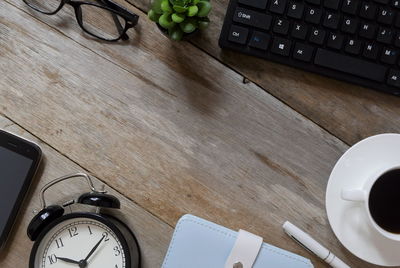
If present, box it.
[83,235,105,262]
[56,256,80,265]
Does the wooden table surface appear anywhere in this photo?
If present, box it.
[1,0,399,267]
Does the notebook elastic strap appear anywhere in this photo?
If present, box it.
[224,229,263,268]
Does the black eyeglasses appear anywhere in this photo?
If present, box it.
[23,0,139,41]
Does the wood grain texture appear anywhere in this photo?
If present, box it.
[1,1,376,267]
[0,116,172,268]
[126,0,400,146]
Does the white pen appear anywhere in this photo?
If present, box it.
[283,221,350,268]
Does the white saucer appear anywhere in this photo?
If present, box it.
[326,134,400,266]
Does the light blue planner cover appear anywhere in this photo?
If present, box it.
[162,214,314,268]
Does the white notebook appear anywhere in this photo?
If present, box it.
[162,214,314,268]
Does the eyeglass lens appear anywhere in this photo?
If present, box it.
[24,0,63,13]
[79,4,127,40]
[24,0,128,40]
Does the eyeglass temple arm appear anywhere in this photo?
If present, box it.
[102,0,139,25]
[97,0,139,39]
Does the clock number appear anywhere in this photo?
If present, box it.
[68,226,79,238]
[48,254,57,265]
[102,232,110,242]
[115,265,119,268]
[55,237,64,248]
[87,225,93,235]
[113,246,121,256]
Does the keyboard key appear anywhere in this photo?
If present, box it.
[238,0,269,9]
[359,22,376,39]
[377,7,395,25]
[306,0,320,4]
[314,48,387,82]
[395,32,400,47]
[271,37,292,56]
[363,42,381,59]
[293,43,314,62]
[387,69,400,87]
[233,8,272,30]
[273,18,290,34]
[327,32,344,49]
[342,0,359,14]
[305,7,322,24]
[249,31,271,50]
[377,27,394,44]
[342,17,359,34]
[309,27,326,45]
[323,12,340,29]
[359,2,377,20]
[292,22,308,39]
[324,0,340,10]
[345,38,362,55]
[228,25,249,44]
[374,0,390,4]
[393,0,400,8]
[287,1,304,19]
[270,0,287,14]
[381,47,399,64]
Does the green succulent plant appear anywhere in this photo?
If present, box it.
[148,0,212,41]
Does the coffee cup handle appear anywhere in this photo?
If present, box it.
[341,189,366,202]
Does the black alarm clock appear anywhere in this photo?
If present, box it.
[27,173,141,268]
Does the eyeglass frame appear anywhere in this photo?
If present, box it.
[23,0,139,41]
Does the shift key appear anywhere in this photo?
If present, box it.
[233,8,272,30]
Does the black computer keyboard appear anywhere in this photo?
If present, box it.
[219,0,400,96]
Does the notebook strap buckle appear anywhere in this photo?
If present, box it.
[224,229,263,268]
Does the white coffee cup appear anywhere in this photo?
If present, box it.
[341,166,400,241]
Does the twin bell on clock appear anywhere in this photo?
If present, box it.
[27,173,141,268]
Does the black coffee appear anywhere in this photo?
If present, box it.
[369,169,400,234]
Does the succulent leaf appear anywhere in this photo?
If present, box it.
[151,0,164,14]
[170,0,190,6]
[197,1,211,17]
[148,9,161,22]
[159,13,176,29]
[198,20,209,30]
[173,5,188,12]
[187,5,199,16]
[161,0,173,13]
[172,13,186,23]
[179,19,197,33]
[169,27,184,40]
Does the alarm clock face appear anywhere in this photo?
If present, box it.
[31,215,128,268]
